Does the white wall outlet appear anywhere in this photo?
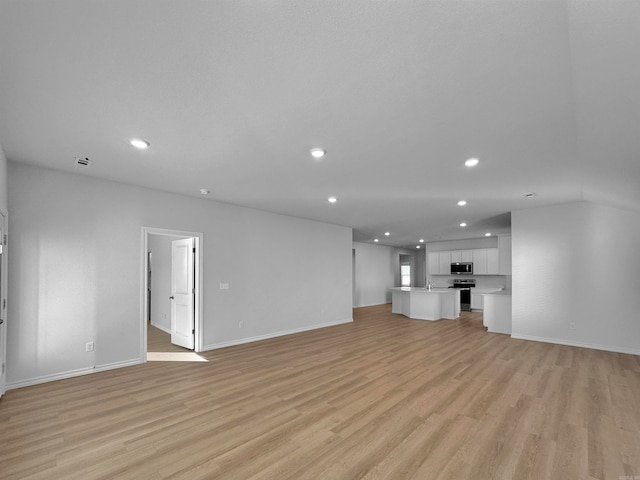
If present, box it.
[85,341,95,352]
[569,322,576,330]
[239,321,244,329]
[220,282,229,290]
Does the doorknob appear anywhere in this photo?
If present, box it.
[169,296,174,300]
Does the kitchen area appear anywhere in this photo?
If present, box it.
[391,234,512,334]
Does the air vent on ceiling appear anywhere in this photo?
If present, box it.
[74,157,91,167]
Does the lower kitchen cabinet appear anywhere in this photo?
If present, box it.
[471,293,484,310]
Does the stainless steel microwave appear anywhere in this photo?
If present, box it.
[451,262,473,274]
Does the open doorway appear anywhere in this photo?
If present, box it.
[141,227,204,361]
[399,254,414,287]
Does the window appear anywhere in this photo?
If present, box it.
[400,264,411,287]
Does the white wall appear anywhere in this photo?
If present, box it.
[0,144,7,213]
[7,162,353,387]
[0,144,7,397]
[148,234,174,332]
[426,237,498,252]
[512,201,640,354]
[352,242,417,307]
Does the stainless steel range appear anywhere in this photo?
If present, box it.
[449,279,476,312]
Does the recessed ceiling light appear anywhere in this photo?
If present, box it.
[485,232,491,237]
[457,200,467,206]
[129,138,150,150]
[374,239,379,243]
[416,245,421,249]
[384,232,390,236]
[465,158,479,167]
[522,192,537,198]
[200,189,210,195]
[310,148,326,159]
[419,239,424,243]
[459,222,467,227]
[328,196,337,203]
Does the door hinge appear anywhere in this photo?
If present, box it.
[193,247,195,253]
[2,299,5,310]
[192,329,195,334]
[1,363,5,375]
[3,234,6,245]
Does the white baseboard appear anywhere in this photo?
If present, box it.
[6,358,143,391]
[353,302,391,308]
[150,321,171,334]
[203,318,353,352]
[510,333,640,356]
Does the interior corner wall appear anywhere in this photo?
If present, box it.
[352,242,417,307]
[511,201,640,354]
[7,162,353,388]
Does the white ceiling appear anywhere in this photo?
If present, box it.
[1,0,639,248]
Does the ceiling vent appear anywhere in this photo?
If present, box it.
[74,157,91,167]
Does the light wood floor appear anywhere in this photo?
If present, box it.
[147,323,192,353]
[1,305,639,479]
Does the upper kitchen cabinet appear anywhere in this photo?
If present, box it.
[473,248,499,275]
[427,252,438,275]
[498,234,512,275]
[450,250,473,263]
[428,251,451,275]
[429,246,503,276]
[439,252,451,274]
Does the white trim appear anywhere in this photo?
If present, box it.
[150,321,171,334]
[510,333,640,356]
[0,210,7,398]
[202,318,353,352]
[141,227,204,360]
[5,358,142,391]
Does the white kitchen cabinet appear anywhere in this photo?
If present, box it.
[486,248,499,274]
[438,252,451,274]
[473,248,499,275]
[498,235,512,275]
[427,252,440,275]
[428,253,439,275]
[428,251,452,275]
[450,250,473,263]
[430,248,497,275]
[472,249,487,274]
[471,293,484,310]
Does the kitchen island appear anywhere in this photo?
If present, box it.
[391,287,460,321]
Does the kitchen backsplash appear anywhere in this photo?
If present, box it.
[429,275,509,290]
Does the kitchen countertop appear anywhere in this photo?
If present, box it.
[390,287,454,293]
[482,290,511,296]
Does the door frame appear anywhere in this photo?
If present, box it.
[0,210,7,397]
[399,254,414,287]
[141,227,204,359]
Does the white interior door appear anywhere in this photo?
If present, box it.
[170,238,195,349]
